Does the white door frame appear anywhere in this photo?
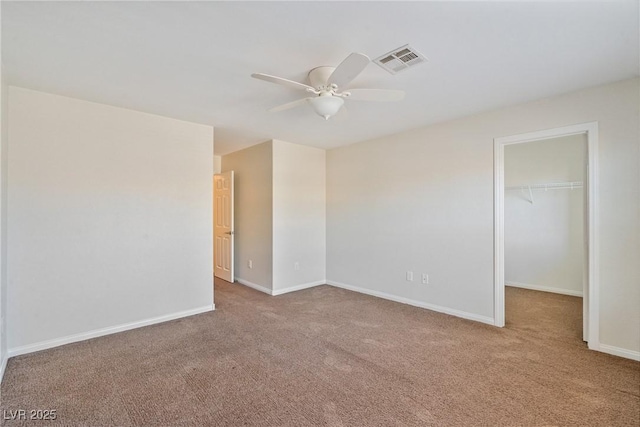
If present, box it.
[493,122,599,350]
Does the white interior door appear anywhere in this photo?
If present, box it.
[214,171,234,282]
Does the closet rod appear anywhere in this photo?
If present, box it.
[506,181,583,204]
[505,181,583,191]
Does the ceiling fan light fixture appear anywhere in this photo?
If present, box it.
[309,96,344,120]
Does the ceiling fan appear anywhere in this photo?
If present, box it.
[251,52,405,120]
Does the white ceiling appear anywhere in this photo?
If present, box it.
[3,1,638,155]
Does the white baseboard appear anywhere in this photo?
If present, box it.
[7,304,214,358]
[0,353,7,384]
[272,280,325,296]
[236,278,325,296]
[598,343,640,361]
[236,278,272,295]
[326,280,495,326]
[506,281,583,297]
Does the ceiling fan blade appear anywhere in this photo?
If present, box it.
[346,88,405,102]
[268,97,311,113]
[252,73,315,91]
[327,52,370,88]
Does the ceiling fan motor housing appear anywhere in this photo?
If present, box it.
[308,66,336,89]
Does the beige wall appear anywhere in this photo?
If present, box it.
[272,140,326,290]
[222,141,273,289]
[7,87,214,351]
[327,78,639,355]
[505,135,586,295]
[222,139,327,292]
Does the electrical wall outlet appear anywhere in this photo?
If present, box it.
[422,273,429,284]
[294,262,300,271]
[248,260,253,269]
[406,271,413,281]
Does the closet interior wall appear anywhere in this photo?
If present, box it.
[504,134,587,296]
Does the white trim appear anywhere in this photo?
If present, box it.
[7,304,214,358]
[236,278,272,295]
[494,135,505,327]
[598,344,640,362]
[327,280,494,325]
[494,122,599,350]
[0,354,7,384]
[506,282,583,297]
[586,123,600,351]
[493,124,592,145]
[236,278,325,296]
[272,280,325,296]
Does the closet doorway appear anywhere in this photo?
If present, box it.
[494,123,600,350]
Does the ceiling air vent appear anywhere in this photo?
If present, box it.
[374,45,427,75]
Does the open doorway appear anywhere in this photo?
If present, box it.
[503,134,586,342]
[494,122,600,350]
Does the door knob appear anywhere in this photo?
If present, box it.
[225,231,234,235]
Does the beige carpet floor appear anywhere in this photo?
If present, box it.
[1,281,638,426]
